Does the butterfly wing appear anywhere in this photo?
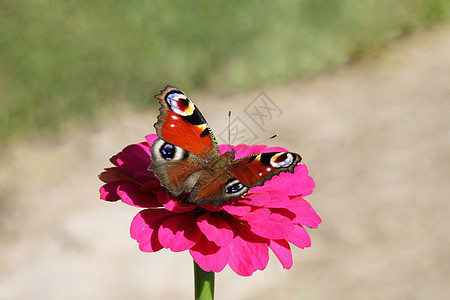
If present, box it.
[150,138,207,196]
[228,151,302,190]
[150,86,220,197]
[185,151,302,206]
[153,85,219,156]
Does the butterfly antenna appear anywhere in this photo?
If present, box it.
[250,134,278,147]
[228,110,232,145]
[236,134,278,153]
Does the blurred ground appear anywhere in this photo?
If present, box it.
[0,24,449,300]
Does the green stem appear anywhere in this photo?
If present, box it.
[194,261,215,300]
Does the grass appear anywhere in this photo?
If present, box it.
[1,0,449,148]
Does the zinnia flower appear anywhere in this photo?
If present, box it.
[99,134,321,276]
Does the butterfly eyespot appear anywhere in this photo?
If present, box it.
[225,180,245,194]
[160,142,175,160]
[270,153,294,168]
[166,92,195,116]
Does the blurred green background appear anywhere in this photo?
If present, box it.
[1,0,449,148]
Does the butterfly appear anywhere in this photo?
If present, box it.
[149,85,302,207]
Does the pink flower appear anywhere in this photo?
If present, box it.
[99,134,321,276]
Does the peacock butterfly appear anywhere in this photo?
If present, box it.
[149,85,302,207]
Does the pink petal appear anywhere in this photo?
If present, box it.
[156,191,196,212]
[196,213,234,246]
[227,219,269,276]
[241,209,294,239]
[132,141,152,158]
[99,181,124,201]
[220,144,263,158]
[269,207,295,220]
[218,144,234,154]
[189,235,230,272]
[158,213,202,252]
[289,164,315,196]
[141,180,165,192]
[248,176,293,194]
[109,153,120,166]
[286,224,311,249]
[238,207,271,222]
[249,164,315,197]
[262,191,290,208]
[293,163,309,178]
[230,144,248,154]
[252,173,297,194]
[261,171,294,188]
[281,175,315,197]
[99,167,136,183]
[261,146,288,153]
[237,192,271,206]
[117,183,160,208]
[222,204,252,216]
[134,170,159,182]
[246,185,270,194]
[269,239,293,269]
[199,204,223,212]
[233,144,268,159]
[145,134,158,146]
[116,144,152,174]
[130,209,173,252]
[284,197,322,228]
[301,175,315,197]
